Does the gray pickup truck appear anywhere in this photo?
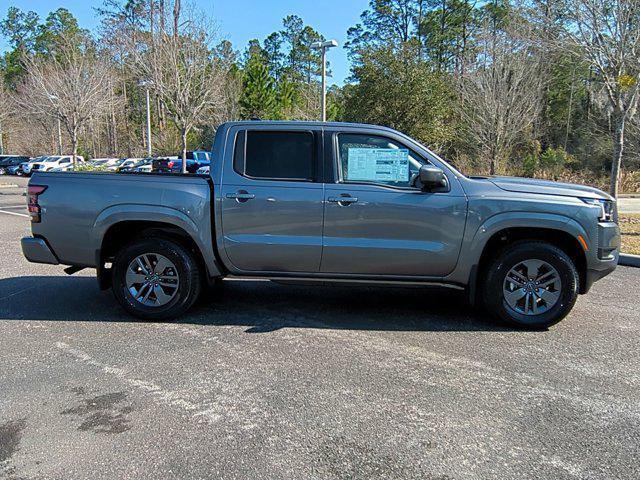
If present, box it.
[21,121,620,329]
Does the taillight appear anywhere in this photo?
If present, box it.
[167,161,174,169]
[27,184,47,223]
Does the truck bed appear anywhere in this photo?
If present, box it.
[30,171,214,270]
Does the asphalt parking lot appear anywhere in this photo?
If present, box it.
[1,177,639,479]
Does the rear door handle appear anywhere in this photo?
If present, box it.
[226,191,255,202]
[327,196,358,205]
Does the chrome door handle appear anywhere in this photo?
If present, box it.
[226,192,255,202]
[328,196,358,205]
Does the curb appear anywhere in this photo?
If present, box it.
[619,254,640,267]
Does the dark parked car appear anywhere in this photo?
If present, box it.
[0,156,30,175]
[152,151,210,173]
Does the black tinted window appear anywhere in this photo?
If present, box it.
[243,131,314,181]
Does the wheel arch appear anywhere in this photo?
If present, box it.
[93,207,222,289]
[472,226,587,302]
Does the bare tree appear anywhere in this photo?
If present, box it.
[133,16,226,172]
[459,19,545,174]
[563,0,640,197]
[0,86,10,154]
[18,40,117,164]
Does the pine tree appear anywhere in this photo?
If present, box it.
[239,54,278,119]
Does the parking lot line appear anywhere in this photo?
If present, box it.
[0,209,29,218]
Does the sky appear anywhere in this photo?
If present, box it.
[0,0,369,85]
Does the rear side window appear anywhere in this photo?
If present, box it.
[236,131,315,181]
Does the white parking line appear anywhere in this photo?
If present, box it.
[0,209,29,218]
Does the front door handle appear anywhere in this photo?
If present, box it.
[328,195,358,206]
[226,191,255,203]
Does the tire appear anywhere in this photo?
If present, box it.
[481,241,579,329]
[112,237,201,321]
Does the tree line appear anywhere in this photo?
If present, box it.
[0,0,638,192]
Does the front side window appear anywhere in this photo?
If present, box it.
[337,134,427,188]
[237,130,315,181]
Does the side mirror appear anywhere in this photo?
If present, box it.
[412,165,447,190]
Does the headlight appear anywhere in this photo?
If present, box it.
[580,197,614,222]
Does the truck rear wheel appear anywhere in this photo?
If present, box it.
[112,238,201,320]
[481,241,579,329]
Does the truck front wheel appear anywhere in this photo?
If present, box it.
[482,241,579,329]
[112,238,201,320]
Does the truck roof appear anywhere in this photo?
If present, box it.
[220,120,399,133]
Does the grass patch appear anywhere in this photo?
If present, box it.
[620,214,640,255]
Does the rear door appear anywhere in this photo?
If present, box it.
[219,127,324,273]
[320,129,467,277]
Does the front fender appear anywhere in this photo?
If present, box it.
[92,204,221,277]
[446,211,589,285]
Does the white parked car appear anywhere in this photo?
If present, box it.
[128,158,154,173]
[196,165,210,175]
[90,158,120,168]
[22,156,49,175]
[30,155,85,173]
[107,158,141,172]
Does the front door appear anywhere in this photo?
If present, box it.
[220,128,324,273]
[320,132,467,277]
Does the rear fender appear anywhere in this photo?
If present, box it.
[92,204,222,277]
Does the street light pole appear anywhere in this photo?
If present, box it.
[311,40,338,122]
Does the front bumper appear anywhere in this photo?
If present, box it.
[21,237,59,265]
[583,221,620,293]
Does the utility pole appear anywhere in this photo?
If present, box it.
[311,40,338,122]
[0,119,4,155]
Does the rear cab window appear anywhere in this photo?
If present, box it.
[234,130,316,182]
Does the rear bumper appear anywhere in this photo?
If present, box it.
[21,237,59,265]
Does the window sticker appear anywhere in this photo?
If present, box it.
[346,148,409,182]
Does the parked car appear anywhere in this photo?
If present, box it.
[196,165,210,175]
[108,158,142,172]
[0,156,30,175]
[131,158,154,173]
[90,158,120,169]
[116,158,149,172]
[30,155,85,173]
[152,152,208,173]
[151,156,193,173]
[21,121,620,329]
[21,157,49,176]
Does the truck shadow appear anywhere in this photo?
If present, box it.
[0,276,516,333]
